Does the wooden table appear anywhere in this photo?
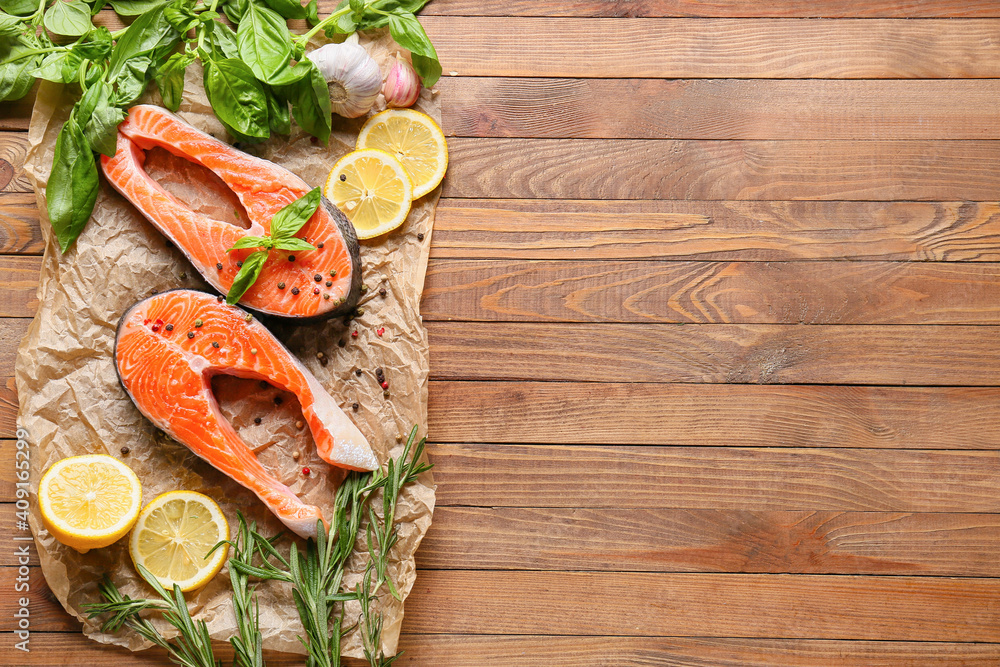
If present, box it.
[3,1,1000,664]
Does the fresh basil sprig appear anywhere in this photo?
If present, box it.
[225,186,319,304]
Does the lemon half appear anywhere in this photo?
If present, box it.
[326,148,413,240]
[357,109,448,199]
[39,454,142,554]
[129,490,229,592]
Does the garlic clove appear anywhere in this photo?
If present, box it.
[306,41,382,118]
[383,57,422,109]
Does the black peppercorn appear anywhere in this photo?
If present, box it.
[187,332,195,339]
[339,174,346,181]
[274,396,283,405]
[278,282,285,289]
[378,287,386,297]
[288,255,295,262]
[352,402,359,411]
[120,446,130,455]
[326,281,332,287]
[355,369,362,376]
[165,324,173,331]
[259,380,269,389]
[417,233,424,241]
[254,417,262,425]
[216,262,223,270]
[338,339,346,347]
[318,242,324,248]
[237,261,243,268]
[212,341,220,348]
[291,287,300,295]
[314,274,322,282]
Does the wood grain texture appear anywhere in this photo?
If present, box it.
[5,634,1000,667]
[443,138,1000,201]
[426,382,1000,449]
[9,567,1000,641]
[427,322,1000,385]
[439,78,1000,140]
[420,0,1000,18]
[0,257,39,317]
[433,200,1000,261]
[419,508,1000,576]
[0,134,30,194]
[0,193,44,255]
[421,18,1000,79]
[423,259,1000,325]
[431,444,1000,512]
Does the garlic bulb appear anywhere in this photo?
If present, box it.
[307,41,381,118]
[383,57,421,108]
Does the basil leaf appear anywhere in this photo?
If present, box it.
[84,102,125,157]
[0,11,22,36]
[272,236,314,252]
[75,79,107,124]
[265,85,290,135]
[226,248,268,304]
[222,0,246,24]
[108,5,178,79]
[268,187,319,241]
[227,235,271,251]
[203,57,269,140]
[237,2,292,84]
[43,0,92,37]
[155,51,192,111]
[387,12,440,86]
[32,50,77,83]
[48,114,99,253]
[261,0,304,20]
[0,0,34,16]
[163,2,198,33]
[267,59,309,86]
[205,20,238,59]
[285,60,330,143]
[0,39,40,101]
[72,26,112,61]
[348,0,362,18]
[113,54,152,105]
[304,0,317,25]
[107,0,168,15]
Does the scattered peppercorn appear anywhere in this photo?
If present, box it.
[291,287,300,295]
[259,380,269,389]
[355,369,363,376]
[339,174,346,181]
[212,341,220,348]
[302,467,311,476]
[314,274,322,282]
[395,434,403,443]
[319,357,328,366]
[380,381,389,390]
[310,136,318,145]
[254,417,262,425]
[250,348,258,355]
[120,446,130,455]
[376,368,384,377]
[326,281,332,287]
[288,255,296,262]
[376,327,385,337]
[417,233,424,241]
[295,420,304,429]
[313,287,320,295]
[180,272,187,279]
[351,330,358,338]
[165,324,174,331]
[361,284,368,293]
[274,396,283,405]
[329,270,337,277]
[245,313,253,322]
[237,261,243,268]
[217,295,224,302]
[317,352,325,359]
[352,402,359,411]
[216,263,223,270]
[384,391,390,398]
[187,332,195,339]
[195,319,203,327]
[323,294,330,300]
[338,339,346,347]
[356,308,365,316]
[278,282,286,289]
[318,242,324,248]
[292,451,301,461]
[378,287,386,297]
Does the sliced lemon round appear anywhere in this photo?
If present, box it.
[357,109,448,199]
[129,490,229,593]
[326,148,413,240]
[39,454,142,554]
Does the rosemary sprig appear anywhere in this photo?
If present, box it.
[208,514,266,667]
[85,564,221,667]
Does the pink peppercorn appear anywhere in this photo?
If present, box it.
[302,467,311,476]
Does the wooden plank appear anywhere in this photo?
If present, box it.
[423,260,1000,325]
[438,78,1000,140]
[12,198,1000,262]
[419,508,1000,576]
[5,635,1000,667]
[420,1,1000,19]
[427,322,1000,385]
[431,444,1000,512]
[0,318,27,372]
[0,193,43,255]
[426,382,1000,449]
[11,567,1000,641]
[421,18,1000,79]
[443,138,1000,201]
[0,378,15,439]
[8,507,1000,576]
[0,133,31,194]
[433,199,1000,262]
[12,256,1000,324]
[0,257,39,317]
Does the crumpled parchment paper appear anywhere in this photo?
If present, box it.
[15,30,437,658]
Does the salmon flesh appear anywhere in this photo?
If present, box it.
[115,289,378,538]
[101,105,361,319]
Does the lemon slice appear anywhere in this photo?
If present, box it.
[39,455,142,554]
[357,109,448,199]
[129,491,229,592]
[326,148,413,240]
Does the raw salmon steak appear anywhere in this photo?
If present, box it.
[115,289,378,538]
[101,105,361,319]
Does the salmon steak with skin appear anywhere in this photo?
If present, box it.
[115,289,378,538]
[101,104,361,319]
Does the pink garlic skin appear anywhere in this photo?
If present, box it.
[383,59,421,108]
